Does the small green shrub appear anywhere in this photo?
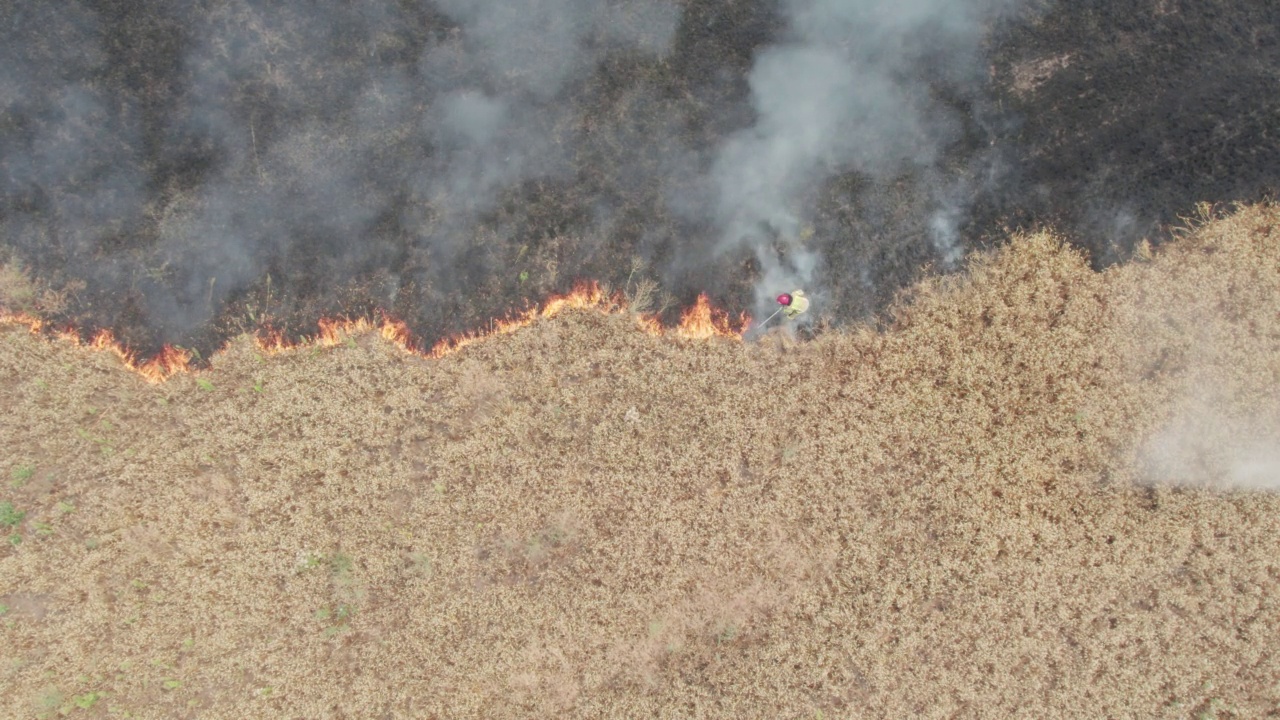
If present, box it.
[0,501,24,527]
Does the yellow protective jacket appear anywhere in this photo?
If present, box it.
[783,290,809,319]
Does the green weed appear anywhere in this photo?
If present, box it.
[74,428,112,455]
[10,464,34,487]
[297,552,325,572]
[195,378,214,392]
[36,688,64,719]
[714,622,739,645]
[0,501,24,527]
[409,552,432,576]
[329,552,355,584]
[315,603,357,637]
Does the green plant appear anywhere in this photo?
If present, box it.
[74,428,112,455]
[297,552,325,572]
[714,622,739,645]
[195,378,214,391]
[72,691,102,709]
[409,552,432,576]
[10,464,34,486]
[0,501,24,527]
[316,603,357,637]
[36,688,64,718]
[329,552,355,584]
[162,679,182,691]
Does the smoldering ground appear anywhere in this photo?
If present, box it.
[1,0,1278,358]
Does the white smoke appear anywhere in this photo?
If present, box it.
[1141,394,1280,492]
[710,0,1025,318]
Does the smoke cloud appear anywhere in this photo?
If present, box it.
[1142,396,1280,492]
[0,0,1034,347]
[1,0,686,349]
[705,0,1023,318]
[23,0,1273,357]
[147,0,682,334]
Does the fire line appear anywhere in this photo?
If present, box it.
[0,283,750,384]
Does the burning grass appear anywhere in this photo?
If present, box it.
[1,282,749,385]
[1,204,1279,718]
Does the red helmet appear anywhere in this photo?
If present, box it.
[776,293,792,306]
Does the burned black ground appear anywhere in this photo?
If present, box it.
[1,0,1277,359]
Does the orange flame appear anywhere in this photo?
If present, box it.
[0,310,193,384]
[675,294,750,340]
[85,329,192,383]
[0,310,44,333]
[256,315,420,356]
[426,281,614,357]
[1,282,746,383]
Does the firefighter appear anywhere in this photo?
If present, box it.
[776,290,809,320]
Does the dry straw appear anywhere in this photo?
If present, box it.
[0,203,1278,718]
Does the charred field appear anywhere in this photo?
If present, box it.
[0,0,1277,359]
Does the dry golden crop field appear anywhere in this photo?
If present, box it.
[1,204,1278,718]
